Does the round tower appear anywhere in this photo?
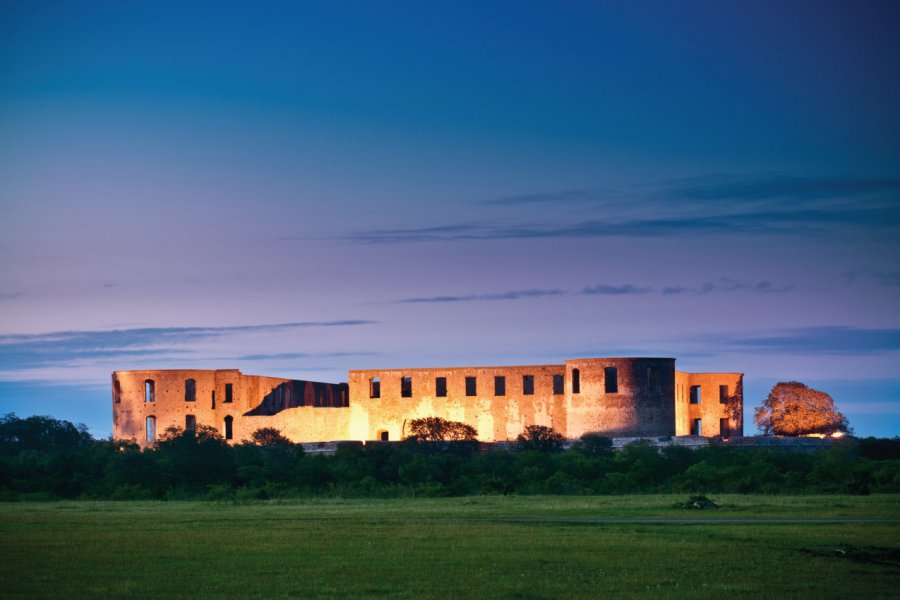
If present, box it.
[563,357,676,438]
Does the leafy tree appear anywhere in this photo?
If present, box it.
[754,382,851,436]
[722,378,744,428]
[154,425,235,492]
[0,413,93,455]
[406,417,478,442]
[515,425,565,452]
[249,427,292,446]
[572,433,614,457]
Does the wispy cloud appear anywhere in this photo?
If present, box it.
[579,279,793,296]
[581,284,653,295]
[395,289,565,303]
[836,269,900,288]
[391,279,793,304]
[668,173,900,202]
[0,320,377,371]
[700,326,900,355]
[662,278,794,295]
[348,173,900,244]
[349,216,758,244]
[235,351,378,361]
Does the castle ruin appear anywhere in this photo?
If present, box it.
[112,357,742,446]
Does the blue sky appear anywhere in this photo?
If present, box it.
[1,1,899,438]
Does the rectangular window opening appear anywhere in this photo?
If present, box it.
[647,367,659,393]
[572,369,580,394]
[552,374,564,395]
[401,376,412,398]
[185,415,196,431]
[465,376,477,397]
[523,375,535,395]
[435,377,447,397]
[224,383,233,403]
[185,378,196,402]
[604,367,618,394]
[224,415,233,440]
[144,380,155,403]
[494,376,506,396]
[720,418,729,438]
[691,418,702,436]
[145,416,156,442]
[690,385,701,404]
[719,385,729,403]
[370,377,381,399]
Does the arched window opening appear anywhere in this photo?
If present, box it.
[184,378,196,402]
[224,415,234,440]
[146,416,156,442]
[572,369,580,394]
[185,415,196,431]
[144,380,155,403]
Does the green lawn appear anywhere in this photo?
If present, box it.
[2,495,898,599]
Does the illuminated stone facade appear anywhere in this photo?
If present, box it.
[112,358,743,446]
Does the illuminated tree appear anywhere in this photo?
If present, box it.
[406,417,478,442]
[754,382,851,436]
[249,427,292,446]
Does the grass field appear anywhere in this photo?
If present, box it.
[2,495,899,599]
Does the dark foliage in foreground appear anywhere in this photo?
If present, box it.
[1,413,899,500]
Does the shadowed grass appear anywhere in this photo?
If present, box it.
[1,495,898,599]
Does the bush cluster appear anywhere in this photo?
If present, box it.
[2,413,899,501]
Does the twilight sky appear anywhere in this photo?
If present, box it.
[1,0,899,438]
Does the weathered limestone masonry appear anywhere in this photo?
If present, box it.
[112,358,743,447]
[112,369,349,447]
[675,371,744,438]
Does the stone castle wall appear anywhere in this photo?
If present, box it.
[562,358,676,439]
[347,364,565,442]
[113,369,349,447]
[674,371,744,437]
[112,358,742,446]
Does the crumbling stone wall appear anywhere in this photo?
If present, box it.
[113,358,744,445]
[563,358,676,439]
[112,369,349,447]
[674,371,744,437]
[347,364,565,442]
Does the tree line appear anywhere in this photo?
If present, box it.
[1,413,898,501]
